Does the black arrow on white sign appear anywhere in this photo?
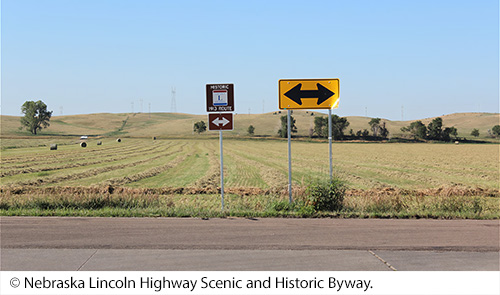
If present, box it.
[284,83,334,106]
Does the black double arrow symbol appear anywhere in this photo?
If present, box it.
[284,83,335,106]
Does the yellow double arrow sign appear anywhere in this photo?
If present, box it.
[279,79,339,110]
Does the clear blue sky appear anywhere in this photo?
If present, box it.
[2,0,498,120]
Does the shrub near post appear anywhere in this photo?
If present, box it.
[306,177,346,211]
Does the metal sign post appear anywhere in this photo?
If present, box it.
[206,83,234,211]
[287,109,292,203]
[328,109,333,180]
[207,113,234,211]
[219,130,224,210]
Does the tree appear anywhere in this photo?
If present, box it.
[401,120,426,139]
[368,118,389,139]
[471,129,480,137]
[247,125,255,135]
[380,121,389,138]
[278,115,297,138]
[193,121,206,134]
[492,125,500,137]
[402,118,457,141]
[450,127,458,138]
[331,114,350,139]
[313,116,328,138]
[442,127,457,142]
[368,118,381,137]
[313,115,349,139]
[427,117,443,140]
[20,100,53,135]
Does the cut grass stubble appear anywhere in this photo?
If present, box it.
[1,188,498,219]
[1,139,498,219]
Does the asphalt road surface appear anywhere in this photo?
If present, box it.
[1,217,498,271]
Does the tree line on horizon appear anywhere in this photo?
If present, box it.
[399,118,500,141]
[400,118,458,141]
[18,100,500,140]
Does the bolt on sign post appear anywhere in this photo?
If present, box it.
[279,79,340,202]
[206,84,234,210]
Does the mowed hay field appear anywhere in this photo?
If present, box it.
[1,138,499,218]
[1,138,498,192]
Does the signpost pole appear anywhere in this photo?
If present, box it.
[206,84,234,211]
[278,78,340,201]
[219,129,224,210]
[287,109,292,203]
[328,109,333,180]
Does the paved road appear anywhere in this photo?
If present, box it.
[1,217,498,271]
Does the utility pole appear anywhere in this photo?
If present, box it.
[171,87,177,113]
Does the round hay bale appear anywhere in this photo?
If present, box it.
[116,138,121,143]
[97,141,102,145]
[80,142,87,148]
[455,141,459,145]
[50,144,57,150]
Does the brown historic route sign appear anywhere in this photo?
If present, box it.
[206,84,234,112]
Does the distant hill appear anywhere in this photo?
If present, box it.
[1,111,499,139]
